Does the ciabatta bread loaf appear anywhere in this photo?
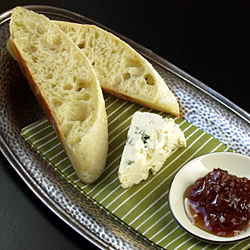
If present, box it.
[9,7,108,184]
[54,22,180,116]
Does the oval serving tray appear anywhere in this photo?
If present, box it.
[0,5,250,250]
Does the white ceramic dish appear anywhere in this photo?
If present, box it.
[169,151,250,243]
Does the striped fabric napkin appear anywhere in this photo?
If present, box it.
[21,94,250,250]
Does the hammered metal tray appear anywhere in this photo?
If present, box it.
[1,5,250,250]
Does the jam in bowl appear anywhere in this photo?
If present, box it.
[168,152,250,243]
[184,168,250,237]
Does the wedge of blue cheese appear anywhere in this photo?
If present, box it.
[118,111,186,188]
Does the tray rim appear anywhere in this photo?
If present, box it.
[1,5,250,250]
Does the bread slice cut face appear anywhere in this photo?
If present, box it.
[54,22,180,116]
[9,7,108,184]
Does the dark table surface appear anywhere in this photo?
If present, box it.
[1,1,250,249]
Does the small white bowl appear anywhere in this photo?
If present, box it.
[169,151,250,243]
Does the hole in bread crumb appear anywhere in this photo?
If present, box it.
[77,86,84,92]
[122,73,131,81]
[83,92,90,101]
[15,20,25,28]
[51,98,63,107]
[52,35,62,45]
[125,58,142,68]
[95,31,99,39]
[78,42,85,49]
[46,73,53,79]
[88,35,94,48]
[25,44,37,53]
[61,123,73,139]
[144,73,155,85]
[76,82,84,92]
[63,83,73,91]
[31,55,38,63]
[74,78,91,91]
[36,25,45,35]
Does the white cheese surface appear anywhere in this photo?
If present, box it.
[118,111,186,188]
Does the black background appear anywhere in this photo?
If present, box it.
[1,1,250,249]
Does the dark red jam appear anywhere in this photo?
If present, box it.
[184,168,250,237]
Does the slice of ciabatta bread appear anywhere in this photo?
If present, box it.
[54,22,180,116]
[9,7,108,184]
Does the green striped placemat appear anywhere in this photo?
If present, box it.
[21,94,250,250]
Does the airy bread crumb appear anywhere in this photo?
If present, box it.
[55,22,180,116]
[9,7,108,184]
